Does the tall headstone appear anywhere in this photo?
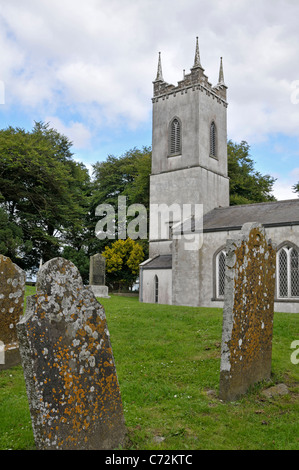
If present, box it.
[0,255,25,370]
[90,253,106,286]
[17,257,126,450]
[89,253,109,298]
[219,223,276,401]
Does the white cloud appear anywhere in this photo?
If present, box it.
[272,168,299,200]
[0,0,299,166]
[45,116,92,150]
[272,181,296,201]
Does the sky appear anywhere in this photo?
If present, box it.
[0,0,299,200]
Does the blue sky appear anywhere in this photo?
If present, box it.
[0,0,299,200]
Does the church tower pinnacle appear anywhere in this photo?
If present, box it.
[192,37,203,69]
[218,57,225,85]
[215,56,227,100]
[154,52,164,82]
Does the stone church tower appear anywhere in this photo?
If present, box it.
[149,38,230,259]
[140,39,299,313]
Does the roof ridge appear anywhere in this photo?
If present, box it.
[212,199,299,211]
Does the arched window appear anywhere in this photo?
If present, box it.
[210,121,217,158]
[154,275,159,303]
[169,117,181,155]
[0,341,4,365]
[277,244,299,298]
[216,249,226,298]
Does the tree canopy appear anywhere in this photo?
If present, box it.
[91,147,151,220]
[101,238,144,290]
[91,146,151,257]
[0,122,90,271]
[227,140,276,205]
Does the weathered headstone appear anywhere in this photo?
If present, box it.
[90,253,106,285]
[0,255,25,370]
[17,257,126,450]
[89,253,109,298]
[219,223,276,401]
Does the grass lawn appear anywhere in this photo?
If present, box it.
[0,290,298,450]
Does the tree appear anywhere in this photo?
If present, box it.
[92,147,151,208]
[0,122,91,271]
[90,147,151,258]
[292,182,299,195]
[101,238,144,291]
[61,245,90,285]
[227,140,276,205]
[0,207,31,262]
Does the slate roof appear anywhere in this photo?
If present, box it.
[143,199,299,270]
[141,254,172,270]
[175,199,299,233]
[203,199,299,232]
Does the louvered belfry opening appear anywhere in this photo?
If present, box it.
[170,118,181,155]
[210,121,216,157]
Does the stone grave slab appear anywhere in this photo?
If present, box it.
[0,255,25,370]
[89,253,109,298]
[219,223,276,401]
[17,257,126,450]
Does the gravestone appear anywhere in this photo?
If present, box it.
[219,222,276,401]
[89,253,109,298]
[0,255,25,370]
[17,257,126,450]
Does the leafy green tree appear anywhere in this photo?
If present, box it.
[0,122,91,270]
[92,146,151,208]
[227,140,276,205]
[91,147,151,257]
[101,238,144,291]
[0,207,31,262]
[61,245,90,284]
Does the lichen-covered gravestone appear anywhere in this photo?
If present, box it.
[219,223,276,401]
[0,255,25,370]
[17,257,126,450]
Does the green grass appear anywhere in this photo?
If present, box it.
[0,290,298,450]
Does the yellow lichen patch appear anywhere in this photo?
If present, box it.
[18,257,126,449]
[228,228,275,372]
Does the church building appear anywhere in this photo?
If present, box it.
[139,38,299,313]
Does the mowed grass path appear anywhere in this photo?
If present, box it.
[0,291,298,450]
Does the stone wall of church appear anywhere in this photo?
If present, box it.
[172,224,299,313]
[149,166,229,218]
[172,238,201,307]
[140,268,172,305]
[149,165,229,258]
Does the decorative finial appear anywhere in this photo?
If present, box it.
[192,36,202,69]
[218,56,225,85]
[155,51,164,82]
